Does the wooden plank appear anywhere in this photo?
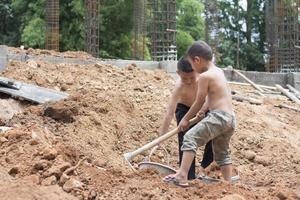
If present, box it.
[275,84,300,104]
[233,70,265,93]
[228,81,277,90]
[275,104,300,112]
[286,84,300,98]
[232,95,263,105]
[0,76,69,104]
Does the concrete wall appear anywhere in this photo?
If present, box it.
[223,69,288,87]
[0,46,8,71]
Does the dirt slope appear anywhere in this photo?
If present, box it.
[0,55,299,200]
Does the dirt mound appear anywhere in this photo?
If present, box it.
[0,55,299,199]
[0,180,76,200]
[8,46,93,59]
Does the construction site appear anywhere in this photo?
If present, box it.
[0,0,300,200]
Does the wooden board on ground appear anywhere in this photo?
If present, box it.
[286,84,300,99]
[232,95,262,105]
[0,76,69,104]
[275,84,300,104]
[275,104,300,112]
[233,70,265,94]
[228,81,276,90]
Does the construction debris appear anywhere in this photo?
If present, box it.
[232,95,262,105]
[232,69,265,94]
[287,84,300,99]
[0,76,69,104]
[275,84,300,104]
[275,104,300,112]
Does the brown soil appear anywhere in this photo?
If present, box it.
[0,52,299,200]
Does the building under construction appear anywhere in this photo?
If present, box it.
[45,0,100,57]
[147,0,177,61]
[266,0,300,72]
[45,0,59,51]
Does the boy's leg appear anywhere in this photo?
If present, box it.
[176,104,196,180]
[220,164,232,181]
[176,151,196,180]
[169,111,235,182]
[212,126,235,181]
[168,114,217,181]
[200,140,214,169]
[178,132,196,180]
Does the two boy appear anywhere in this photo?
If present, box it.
[158,56,214,180]
[163,41,236,186]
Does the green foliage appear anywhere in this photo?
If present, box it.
[217,0,266,71]
[0,0,18,45]
[177,0,205,40]
[0,0,268,71]
[99,0,134,59]
[176,30,194,58]
[21,18,45,48]
[59,0,85,51]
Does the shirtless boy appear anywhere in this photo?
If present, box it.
[158,57,213,180]
[164,41,236,186]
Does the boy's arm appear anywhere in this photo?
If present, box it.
[178,75,209,131]
[197,96,209,117]
[157,86,180,136]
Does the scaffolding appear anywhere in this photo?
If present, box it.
[45,0,59,51]
[85,0,100,57]
[133,0,146,60]
[148,0,177,61]
[266,0,300,72]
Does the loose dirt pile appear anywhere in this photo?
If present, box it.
[0,53,299,200]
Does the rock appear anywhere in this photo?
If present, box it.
[92,159,107,168]
[220,194,246,200]
[0,137,8,143]
[30,139,39,145]
[45,162,71,178]
[243,150,256,161]
[59,173,70,184]
[33,160,51,171]
[8,167,19,177]
[88,190,97,200]
[254,156,271,166]
[276,191,288,200]
[23,175,40,184]
[44,104,78,123]
[27,60,38,68]
[63,178,84,193]
[41,175,57,186]
[42,147,58,160]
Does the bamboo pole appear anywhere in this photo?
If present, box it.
[286,84,300,99]
[275,104,300,112]
[228,81,276,90]
[232,95,263,105]
[233,70,265,93]
[275,84,300,104]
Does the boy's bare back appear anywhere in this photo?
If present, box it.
[197,64,233,115]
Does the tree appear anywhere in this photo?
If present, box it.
[177,0,205,40]
[218,0,266,71]
[59,0,85,51]
[176,30,194,58]
[176,0,205,58]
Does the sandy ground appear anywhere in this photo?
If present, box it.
[0,51,299,200]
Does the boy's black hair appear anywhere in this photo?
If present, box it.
[187,41,213,61]
[177,56,193,73]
